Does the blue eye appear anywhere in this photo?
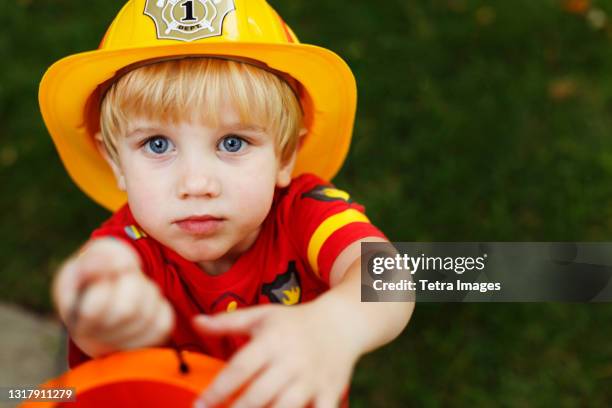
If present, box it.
[219,135,246,153]
[144,136,173,155]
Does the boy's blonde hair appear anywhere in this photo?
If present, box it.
[100,58,303,164]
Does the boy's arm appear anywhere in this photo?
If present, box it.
[320,236,414,355]
[193,237,413,408]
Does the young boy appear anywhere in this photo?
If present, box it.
[40,0,414,406]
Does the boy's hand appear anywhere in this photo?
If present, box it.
[192,299,360,408]
[53,238,174,357]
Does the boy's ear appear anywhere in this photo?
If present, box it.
[276,128,307,188]
[276,149,297,188]
[94,132,126,192]
[297,127,307,150]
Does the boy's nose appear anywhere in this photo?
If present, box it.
[177,162,221,199]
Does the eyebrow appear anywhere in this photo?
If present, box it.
[126,123,266,137]
[126,127,164,138]
[222,123,266,133]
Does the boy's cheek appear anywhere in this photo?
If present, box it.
[125,189,169,235]
[232,181,275,213]
[125,186,162,211]
[123,165,171,199]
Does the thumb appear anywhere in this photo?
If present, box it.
[77,238,140,281]
[192,306,272,336]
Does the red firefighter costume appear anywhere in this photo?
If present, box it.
[69,174,385,367]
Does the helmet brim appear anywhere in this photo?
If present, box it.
[39,42,356,211]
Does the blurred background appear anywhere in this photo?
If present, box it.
[2,0,612,405]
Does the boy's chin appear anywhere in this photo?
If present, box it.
[171,241,228,263]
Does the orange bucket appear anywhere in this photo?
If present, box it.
[19,348,229,407]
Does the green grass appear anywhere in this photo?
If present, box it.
[2,0,612,405]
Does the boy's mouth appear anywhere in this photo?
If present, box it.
[174,215,224,235]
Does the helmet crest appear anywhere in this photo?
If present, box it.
[145,0,235,41]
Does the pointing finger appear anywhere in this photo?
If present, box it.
[192,306,272,336]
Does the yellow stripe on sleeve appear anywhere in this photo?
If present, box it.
[307,209,370,276]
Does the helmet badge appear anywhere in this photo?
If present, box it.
[145,0,235,42]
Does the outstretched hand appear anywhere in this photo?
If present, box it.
[192,300,359,408]
[53,238,174,356]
